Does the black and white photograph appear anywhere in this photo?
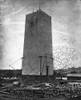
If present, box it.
[0,0,81,100]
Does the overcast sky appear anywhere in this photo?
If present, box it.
[0,0,81,69]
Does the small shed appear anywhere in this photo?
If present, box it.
[67,74,81,81]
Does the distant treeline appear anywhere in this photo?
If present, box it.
[0,69,22,78]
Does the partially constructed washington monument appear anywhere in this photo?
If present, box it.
[22,9,53,75]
